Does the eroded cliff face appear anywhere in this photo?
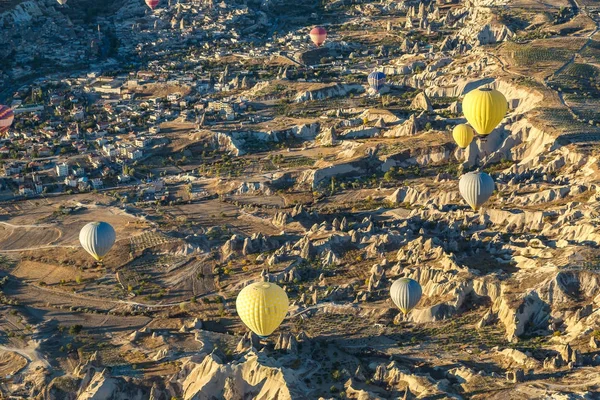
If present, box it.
[457,5,514,46]
[294,83,365,102]
[179,351,308,400]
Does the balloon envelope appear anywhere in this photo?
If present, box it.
[79,222,116,261]
[368,71,386,92]
[236,282,288,337]
[310,26,327,47]
[0,105,14,134]
[452,124,474,149]
[462,88,508,136]
[145,0,160,10]
[459,171,495,211]
[57,0,67,4]
[390,278,422,315]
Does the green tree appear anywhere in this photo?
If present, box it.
[69,325,83,335]
[384,167,398,182]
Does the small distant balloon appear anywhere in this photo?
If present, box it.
[452,124,474,149]
[0,105,15,134]
[56,0,68,5]
[310,26,327,47]
[368,71,386,92]
[390,278,422,315]
[79,222,116,262]
[145,0,160,10]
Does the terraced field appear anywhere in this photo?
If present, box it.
[129,231,179,253]
[501,38,587,78]
[549,63,600,123]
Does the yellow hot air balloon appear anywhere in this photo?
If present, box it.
[452,124,474,149]
[236,282,288,338]
[462,88,508,137]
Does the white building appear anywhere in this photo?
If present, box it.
[91,178,104,189]
[129,149,143,160]
[135,137,151,148]
[56,163,69,177]
[103,144,117,157]
[64,176,78,187]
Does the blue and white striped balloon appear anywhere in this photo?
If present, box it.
[368,71,386,92]
[459,171,495,211]
[390,278,422,315]
[79,222,116,261]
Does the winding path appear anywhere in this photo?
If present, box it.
[12,279,218,310]
[0,245,79,253]
[0,221,75,253]
[0,222,54,229]
[0,342,51,370]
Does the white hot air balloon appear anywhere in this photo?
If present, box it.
[79,222,116,262]
[390,278,422,315]
[459,171,495,211]
[57,0,68,5]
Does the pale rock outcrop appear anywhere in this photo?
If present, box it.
[299,163,365,189]
[446,366,480,386]
[498,348,540,369]
[215,132,245,156]
[386,185,459,207]
[384,114,420,137]
[477,308,495,329]
[382,59,426,76]
[294,84,364,103]
[341,126,380,139]
[181,351,308,399]
[235,182,273,196]
[236,331,261,353]
[496,291,550,341]
[316,126,337,146]
[410,92,433,112]
[274,333,298,352]
[345,379,386,400]
[154,348,169,361]
[77,369,145,400]
[384,362,451,397]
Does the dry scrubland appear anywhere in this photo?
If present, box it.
[2,0,600,399]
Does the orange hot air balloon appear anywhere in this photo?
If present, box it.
[145,0,159,10]
[310,26,327,47]
[0,105,14,134]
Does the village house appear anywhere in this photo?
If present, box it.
[56,163,69,177]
